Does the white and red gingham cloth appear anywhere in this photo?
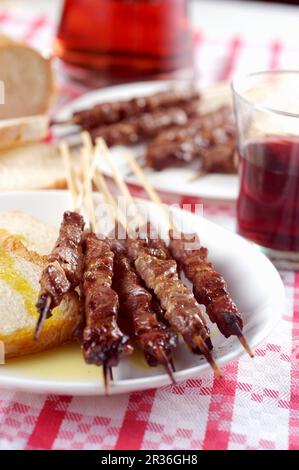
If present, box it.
[1,1,299,451]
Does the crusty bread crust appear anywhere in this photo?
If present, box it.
[0,35,55,119]
[36,179,68,190]
[0,214,82,358]
[2,290,81,358]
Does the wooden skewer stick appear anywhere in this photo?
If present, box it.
[233,322,254,358]
[81,131,113,231]
[60,141,79,211]
[194,337,222,378]
[123,150,175,231]
[84,134,133,233]
[81,146,97,232]
[157,347,176,385]
[122,150,254,359]
[50,118,73,126]
[61,140,86,213]
[81,131,94,163]
[73,173,85,215]
[189,168,207,182]
[96,138,144,228]
[93,141,129,234]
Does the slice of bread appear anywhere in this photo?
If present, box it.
[0,115,49,151]
[0,36,54,119]
[0,142,80,191]
[0,210,58,255]
[0,211,82,358]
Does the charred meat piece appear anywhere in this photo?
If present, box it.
[82,232,132,367]
[169,230,243,338]
[146,137,209,171]
[35,211,85,337]
[146,106,237,172]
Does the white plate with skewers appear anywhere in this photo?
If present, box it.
[55,80,239,201]
[0,189,284,395]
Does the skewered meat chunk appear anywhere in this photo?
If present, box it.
[136,223,171,259]
[201,142,237,173]
[113,250,177,367]
[36,211,85,320]
[201,123,237,173]
[169,231,243,338]
[146,137,209,170]
[152,105,234,146]
[48,212,85,286]
[37,263,70,314]
[82,232,132,367]
[146,106,237,172]
[72,88,200,129]
[129,225,172,326]
[89,105,196,147]
[125,237,213,354]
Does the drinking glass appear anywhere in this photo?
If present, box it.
[232,71,299,269]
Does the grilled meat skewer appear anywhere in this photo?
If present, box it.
[71,88,200,130]
[89,103,198,147]
[82,232,132,371]
[35,211,85,339]
[169,230,253,357]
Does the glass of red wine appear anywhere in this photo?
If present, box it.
[232,71,299,269]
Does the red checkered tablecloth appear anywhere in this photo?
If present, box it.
[0,2,299,451]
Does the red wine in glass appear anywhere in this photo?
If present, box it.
[237,137,299,252]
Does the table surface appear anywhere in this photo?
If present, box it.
[0,0,299,451]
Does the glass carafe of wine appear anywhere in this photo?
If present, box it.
[55,0,194,82]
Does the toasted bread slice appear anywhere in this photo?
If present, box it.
[0,142,79,191]
[0,212,82,359]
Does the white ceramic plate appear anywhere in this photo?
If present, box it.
[0,191,284,395]
[56,81,239,201]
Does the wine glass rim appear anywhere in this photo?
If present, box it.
[231,70,299,118]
